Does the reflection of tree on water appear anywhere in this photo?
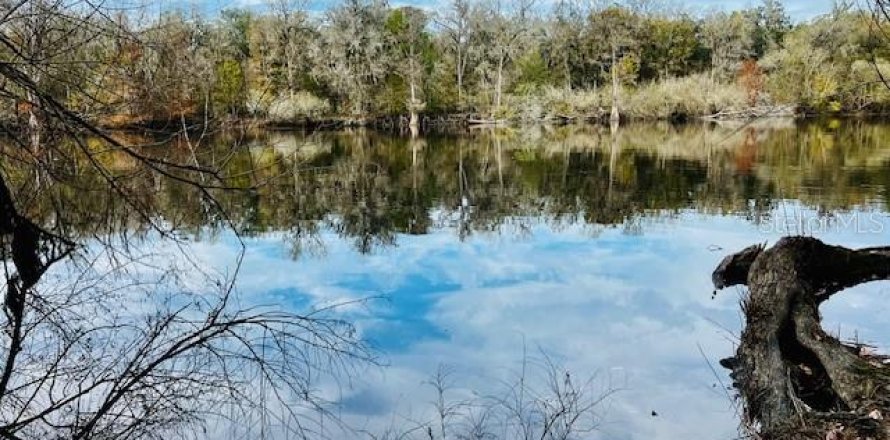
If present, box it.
[17,122,890,258]
[277,122,890,255]
[4,119,890,437]
[409,135,426,235]
[0,133,373,438]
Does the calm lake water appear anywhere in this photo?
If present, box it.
[81,121,890,438]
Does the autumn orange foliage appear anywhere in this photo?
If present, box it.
[738,59,765,107]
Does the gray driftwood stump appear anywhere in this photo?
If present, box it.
[714,237,890,439]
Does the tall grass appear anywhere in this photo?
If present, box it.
[503,87,608,121]
[623,74,747,120]
[502,75,747,122]
[266,92,332,122]
[247,76,747,124]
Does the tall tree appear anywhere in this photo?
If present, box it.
[312,0,389,116]
[268,0,314,94]
[385,7,434,128]
[751,0,791,56]
[641,15,704,80]
[543,0,587,89]
[476,0,537,119]
[586,5,643,123]
[701,10,756,80]
[213,9,253,115]
[436,0,477,109]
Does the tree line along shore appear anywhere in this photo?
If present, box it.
[14,0,890,131]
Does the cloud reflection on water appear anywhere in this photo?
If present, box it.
[179,203,890,439]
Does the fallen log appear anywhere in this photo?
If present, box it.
[701,105,796,121]
[713,237,890,439]
[467,118,509,126]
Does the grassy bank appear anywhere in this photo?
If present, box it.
[94,75,788,131]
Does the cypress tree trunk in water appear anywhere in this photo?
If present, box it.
[409,80,419,129]
[610,44,620,126]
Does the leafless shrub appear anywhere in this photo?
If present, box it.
[370,350,617,440]
[0,2,375,439]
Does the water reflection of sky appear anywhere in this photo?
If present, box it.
[182,204,890,439]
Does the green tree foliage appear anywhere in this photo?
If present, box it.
[11,0,890,126]
[472,0,536,118]
[542,0,589,89]
[514,50,551,93]
[762,9,884,112]
[751,0,792,56]
[585,5,644,86]
[383,7,436,122]
[640,16,706,80]
[219,9,253,61]
[214,58,247,115]
[585,5,646,120]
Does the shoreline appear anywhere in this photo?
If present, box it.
[88,107,890,135]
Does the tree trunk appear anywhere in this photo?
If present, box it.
[456,46,464,108]
[409,79,419,129]
[27,91,40,154]
[494,55,504,119]
[564,56,571,90]
[713,237,890,439]
[610,45,620,126]
[26,6,42,154]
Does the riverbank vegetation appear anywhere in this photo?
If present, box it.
[10,0,890,130]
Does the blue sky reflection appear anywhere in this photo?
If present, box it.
[182,204,890,439]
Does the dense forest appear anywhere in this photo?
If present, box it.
[8,0,890,129]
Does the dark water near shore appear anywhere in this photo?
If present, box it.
[64,120,890,438]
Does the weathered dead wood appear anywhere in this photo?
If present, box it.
[714,237,890,439]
